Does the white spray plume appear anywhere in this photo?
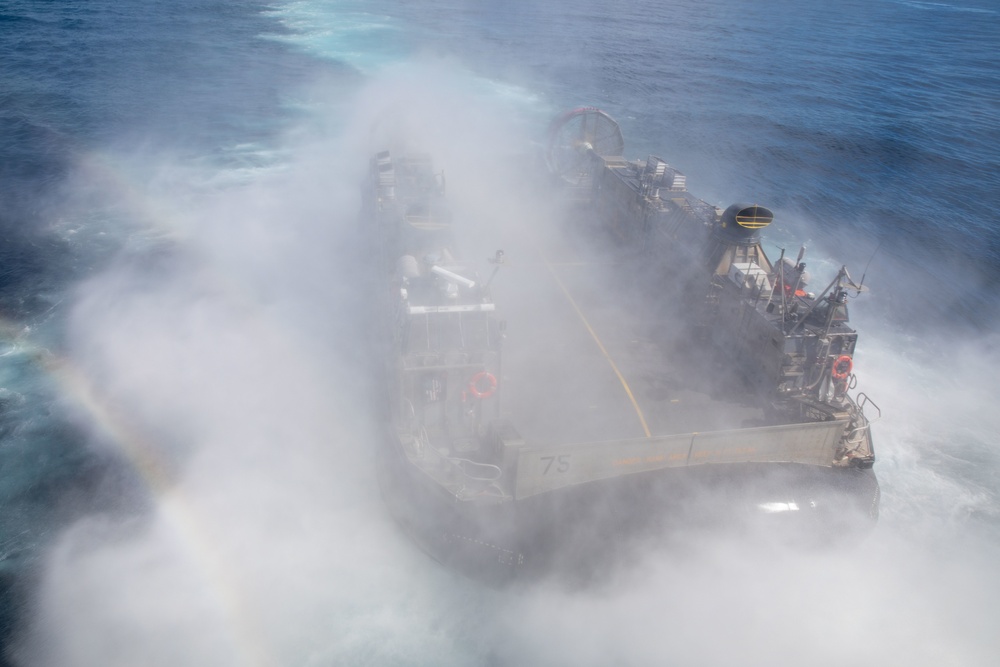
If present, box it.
[12,62,1000,667]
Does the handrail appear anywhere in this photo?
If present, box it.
[856,392,882,423]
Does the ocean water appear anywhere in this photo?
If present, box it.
[0,0,998,665]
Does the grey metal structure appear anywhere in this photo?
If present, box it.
[369,111,880,580]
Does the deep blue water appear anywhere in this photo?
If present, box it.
[3,0,999,320]
[0,0,998,665]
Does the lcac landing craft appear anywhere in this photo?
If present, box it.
[366,110,880,582]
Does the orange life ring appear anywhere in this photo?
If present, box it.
[468,371,497,399]
[831,355,853,380]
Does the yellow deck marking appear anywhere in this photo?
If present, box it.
[542,260,652,438]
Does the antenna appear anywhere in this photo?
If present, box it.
[485,249,505,288]
[777,247,787,332]
[857,240,882,292]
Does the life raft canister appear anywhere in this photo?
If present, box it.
[468,371,498,399]
[831,355,853,380]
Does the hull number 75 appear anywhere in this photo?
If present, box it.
[541,454,571,474]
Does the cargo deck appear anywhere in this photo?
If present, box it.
[499,237,764,446]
